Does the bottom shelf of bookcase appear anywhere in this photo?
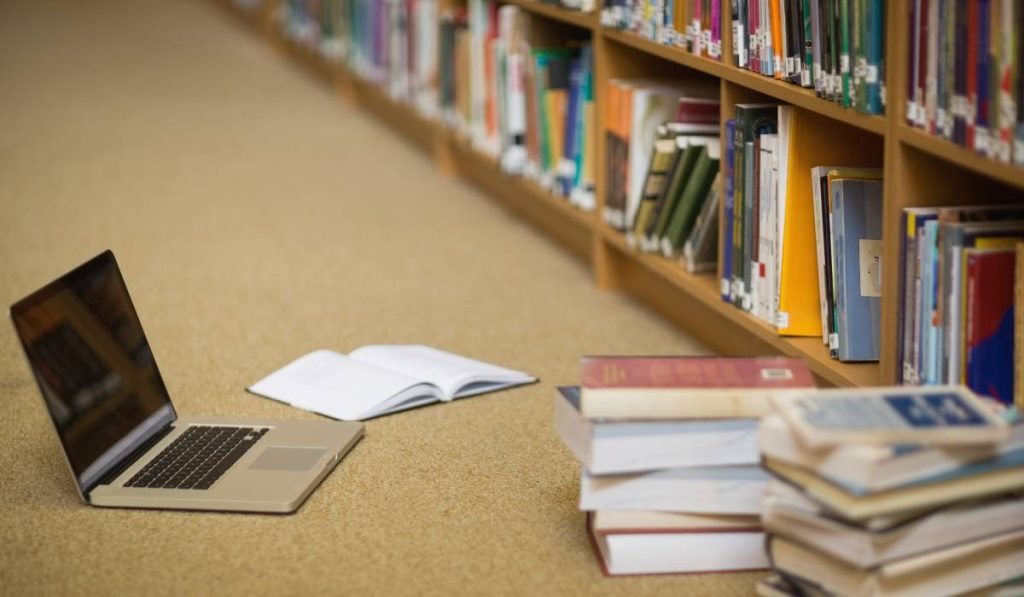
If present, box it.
[224,0,880,389]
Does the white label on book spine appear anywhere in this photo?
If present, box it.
[721,278,731,297]
[975,128,990,154]
[859,239,882,298]
[1015,140,1024,166]
[786,57,795,76]
[733,23,741,56]
[840,55,850,74]
[776,311,790,330]
[801,70,811,87]
[828,333,839,350]
[865,65,878,84]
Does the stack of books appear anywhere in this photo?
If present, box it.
[757,386,1024,595]
[555,355,816,575]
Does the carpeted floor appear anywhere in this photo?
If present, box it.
[0,1,760,594]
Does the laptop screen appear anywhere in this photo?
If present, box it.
[10,251,176,492]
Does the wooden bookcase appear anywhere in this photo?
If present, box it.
[219,0,1024,388]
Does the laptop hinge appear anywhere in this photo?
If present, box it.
[91,423,176,492]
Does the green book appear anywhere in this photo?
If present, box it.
[630,138,680,248]
[660,140,722,257]
[645,136,711,250]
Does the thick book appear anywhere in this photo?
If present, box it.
[554,386,758,474]
[767,530,1024,597]
[588,510,768,576]
[757,414,1024,493]
[248,345,535,421]
[579,465,768,513]
[579,356,815,419]
[831,178,883,361]
[763,487,1024,569]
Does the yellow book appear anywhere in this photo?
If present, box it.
[777,109,881,337]
[545,90,567,174]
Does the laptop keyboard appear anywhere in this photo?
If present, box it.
[125,425,268,490]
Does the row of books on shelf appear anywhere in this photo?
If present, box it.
[603,79,722,272]
[734,0,885,115]
[557,355,1024,594]
[606,84,887,360]
[600,0,886,116]
[720,102,883,359]
[905,0,1024,165]
[602,0,725,60]
[898,209,1024,407]
[277,0,599,209]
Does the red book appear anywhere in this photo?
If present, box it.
[579,356,816,419]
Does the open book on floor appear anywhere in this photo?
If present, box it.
[247,345,536,421]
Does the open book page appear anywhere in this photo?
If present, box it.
[348,345,536,400]
[247,350,441,421]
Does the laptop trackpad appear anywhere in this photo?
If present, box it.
[249,447,326,471]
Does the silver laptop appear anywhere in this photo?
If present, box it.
[10,250,363,513]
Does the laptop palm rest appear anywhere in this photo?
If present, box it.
[249,447,327,472]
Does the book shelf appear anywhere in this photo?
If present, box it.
[219,0,1024,388]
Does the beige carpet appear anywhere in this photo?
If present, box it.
[0,1,760,594]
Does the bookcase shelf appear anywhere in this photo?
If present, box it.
[601,29,887,136]
[220,0,1021,389]
[501,0,597,29]
[897,125,1024,193]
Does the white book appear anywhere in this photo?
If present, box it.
[579,466,768,514]
[554,386,759,474]
[590,510,768,575]
[248,345,535,421]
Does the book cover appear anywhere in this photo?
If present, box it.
[964,248,1016,404]
[832,178,883,361]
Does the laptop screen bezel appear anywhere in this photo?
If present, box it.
[9,250,178,498]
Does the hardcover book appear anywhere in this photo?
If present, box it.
[831,178,883,362]
[554,386,758,474]
[579,356,815,419]
[588,510,767,576]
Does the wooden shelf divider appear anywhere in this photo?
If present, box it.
[219,0,1024,388]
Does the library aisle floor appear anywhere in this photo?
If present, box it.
[0,1,756,594]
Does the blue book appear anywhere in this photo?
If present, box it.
[721,119,736,301]
[560,58,582,197]
[920,220,940,382]
[832,179,883,362]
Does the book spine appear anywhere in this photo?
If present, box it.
[723,119,736,301]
